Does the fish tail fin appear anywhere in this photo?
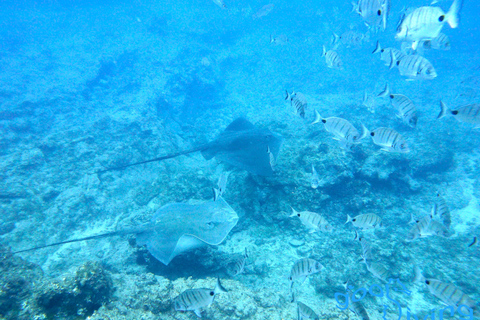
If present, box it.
[345,214,353,225]
[372,41,382,54]
[215,278,228,294]
[270,34,274,43]
[322,45,327,56]
[311,109,322,125]
[359,123,369,140]
[389,50,397,70]
[468,236,478,247]
[438,101,449,119]
[354,230,359,240]
[213,188,220,201]
[289,206,298,217]
[413,266,425,283]
[351,1,359,13]
[446,0,463,28]
[285,89,291,101]
[378,82,390,97]
[332,32,340,46]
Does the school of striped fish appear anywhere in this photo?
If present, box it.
[171,0,480,318]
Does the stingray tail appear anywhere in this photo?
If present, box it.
[96,145,207,174]
[10,226,148,255]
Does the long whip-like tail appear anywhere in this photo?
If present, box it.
[95,146,207,174]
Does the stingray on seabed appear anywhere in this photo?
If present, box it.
[11,198,239,266]
[98,117,284,176]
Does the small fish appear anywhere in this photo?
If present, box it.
[355,232,373,262]
[226,248,248,276]
[390,52,437,80]
[406,214,449,241]
[432,193,451,228]
[285,90,308,118]
[344,282,370,320]
[270,34,289,45]
[297,301,319,320]
[364,260,390,282]
[352,0,390,31]
[213,171,230,201]
[212,0,227,9]
[173,278,227,318]
[289,258,324,289]
[312,110,368,150]
[311,164,321,189]
[389,94,418,128]
[395,0,462,50]
[253,3,274,20]
[363,91,376,114]
[267,146,276,170]
[414,267,476,309]
[290,207,333,233]
[369,127,410,153]
[333,30,367,48]
[373,41,406,66]
[323,46,343,69]
[438,101,480,128]
[422,32,451,50]
[346,213,383,230]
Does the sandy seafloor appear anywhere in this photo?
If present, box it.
[1,0,480,319]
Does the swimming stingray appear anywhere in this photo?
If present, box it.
[12,198,239,265]
[98,117,284,176]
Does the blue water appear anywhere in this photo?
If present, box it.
[1,0,479,319]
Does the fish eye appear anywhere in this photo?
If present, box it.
[396,61,400,66]
[381,49,384,53]
[452,110,459,115]
[297,213,301,217]
[322,119,327,123]
[210,291,215,296]
[377,9,382,16]
[439,15,445,22]
[389,94,394,99]
[370,132,375,137]
[401,144,405,148]
[353,219,356,222]
[316,263,320,269]
[425,280,430,285]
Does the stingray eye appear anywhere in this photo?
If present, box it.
[206,222,215,229]
[439,15,445,22]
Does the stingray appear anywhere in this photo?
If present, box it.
[97,117,284,176]
[11,197,239,266]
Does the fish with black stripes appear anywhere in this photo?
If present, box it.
[368,127,410,153]
[438,101,480,128]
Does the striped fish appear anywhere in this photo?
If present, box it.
[355,232,373,262]
[312,110,368,150]
[289,258,324,287]
[406,214,450,241]
[323,46,343,69]
[391,53,437,80]
[311,164,321,189]
[344,282,370,320]
[352,0,390,31]
[414,268,476,309]
[438,101,480,128]
[290,207,332,233]
[365,261,389,282]
[422,32,451,50]
[346,213,382,230]
[297,301,319,320]
[432,193,451,228]
[285,90,308,118]
[226,248,248,276]
[173,278,227,317]
[373,41,406,66]
[267,146,276,170]
[369,127,409,153]
[213,171,230,201]
[395,0,462,50]
[389,94,418,128]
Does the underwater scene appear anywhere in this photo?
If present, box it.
[1,0,480,319]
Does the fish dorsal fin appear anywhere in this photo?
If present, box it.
[224,118,256,131]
